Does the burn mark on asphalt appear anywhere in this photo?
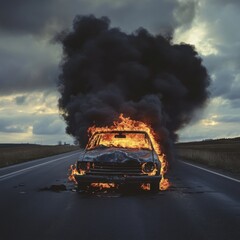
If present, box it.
[76,188,166,198]
[39,184,67,192]
[39,182,167,198]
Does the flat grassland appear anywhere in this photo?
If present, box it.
[0,144,79,168]
[176,137,240,174]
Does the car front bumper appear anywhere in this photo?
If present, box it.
[74,174,161,184]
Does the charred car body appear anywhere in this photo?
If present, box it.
[74,130,161,192]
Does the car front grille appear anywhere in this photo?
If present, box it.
[87,162,144,176]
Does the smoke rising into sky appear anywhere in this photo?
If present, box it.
[57,15,210,154]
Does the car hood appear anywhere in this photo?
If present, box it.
[82,147,158,163]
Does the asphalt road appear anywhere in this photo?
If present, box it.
[0,151,240,240]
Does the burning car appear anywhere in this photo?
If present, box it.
[69,114,170,192]
[74,130,161,192]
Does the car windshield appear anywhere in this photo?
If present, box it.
[87,131,153,151]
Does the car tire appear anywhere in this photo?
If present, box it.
[150,182,159,193]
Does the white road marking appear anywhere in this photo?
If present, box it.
[0,152,80,181]
[181,161,240,183]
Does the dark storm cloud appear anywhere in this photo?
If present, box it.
[15,95,27,105]
[225,80,240,100]
[174,0,198,28]
[96,0,180,34]
[212,0,240,5]
[0,113,65,135]
[0,118,29,133]
[198,0,240,106]
[0,0,75,35]
[32,116,65,135]
[0,0,197,36]
[56,15,210,160]
[230,99,240,109]
[218,115,240,123]
[0,46,58,95]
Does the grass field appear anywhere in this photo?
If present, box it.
[176,137,240,174]
[0,144,79,168]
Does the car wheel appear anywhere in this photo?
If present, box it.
[150,182,159,193]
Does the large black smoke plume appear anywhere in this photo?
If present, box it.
[56,15,210,160]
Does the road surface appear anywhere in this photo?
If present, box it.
[0,151,240,240]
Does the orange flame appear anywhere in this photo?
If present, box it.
[88,114,170,190]
[141,183,151,191]
[91,183,115,189]
[160,177,170,190]
[68,164,85,184]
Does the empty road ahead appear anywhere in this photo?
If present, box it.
[0,151,240,240]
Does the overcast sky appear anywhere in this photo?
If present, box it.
[0,0,239,144]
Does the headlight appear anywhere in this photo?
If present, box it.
[142,162,157,174]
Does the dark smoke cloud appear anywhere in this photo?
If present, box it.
[56,15,210,158]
